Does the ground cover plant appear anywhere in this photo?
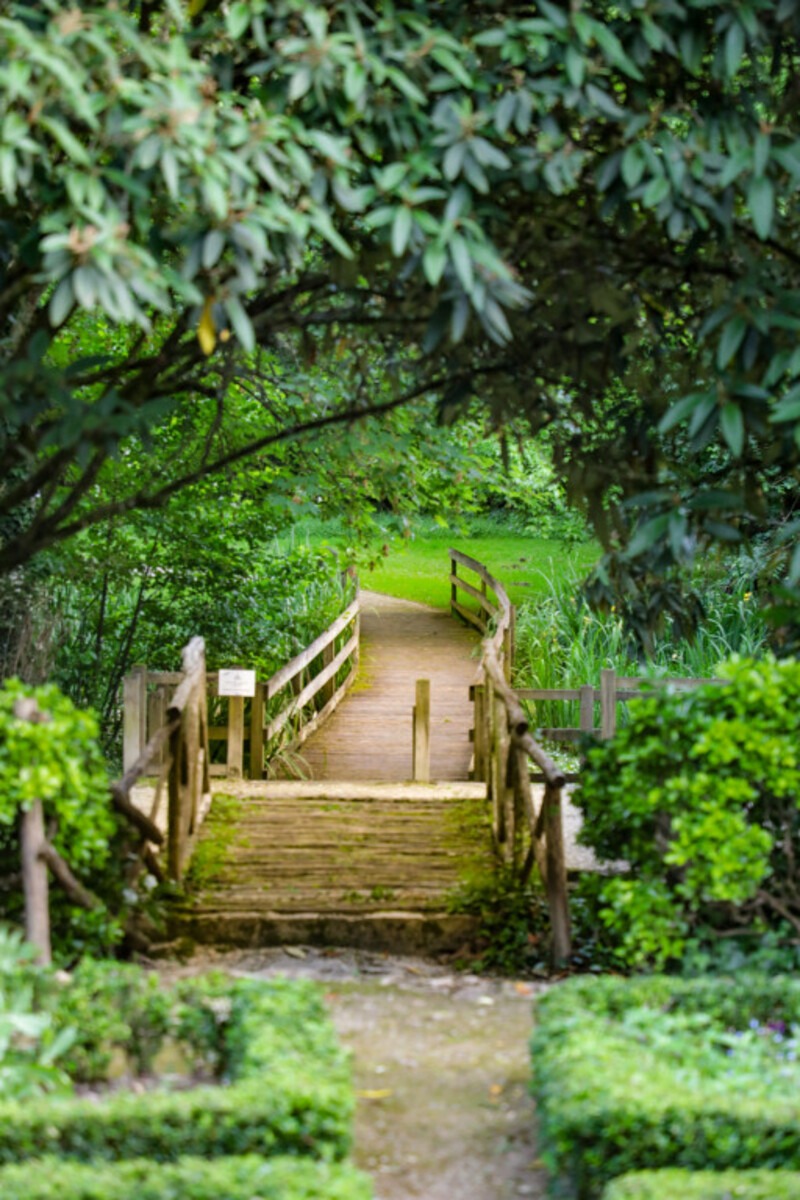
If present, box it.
[532,974,800,1200]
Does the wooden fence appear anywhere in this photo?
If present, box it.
[450,549,572,962]
[122,593,360,782]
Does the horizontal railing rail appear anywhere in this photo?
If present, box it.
[449,548,571,962]
[122,590,360,782]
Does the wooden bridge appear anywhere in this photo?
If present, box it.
[117,550,675,959]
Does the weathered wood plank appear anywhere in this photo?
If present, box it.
[264,598,359,699]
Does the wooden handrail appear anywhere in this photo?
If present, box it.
[263,597,360,699]
[450,549,571,963]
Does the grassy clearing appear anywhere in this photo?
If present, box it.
[283,518,598,609]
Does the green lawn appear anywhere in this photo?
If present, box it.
[328,529,597,608]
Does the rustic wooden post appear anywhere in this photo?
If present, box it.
[579,684,594,735]
[123,665,147,772]
[320,641,336,707]
[450,554,457,614]
[471,682,486,781]
[503,604,516,682]
[21,800,51,965]
[412,679,431,782]
[167,718,183,881]
[227,695,245,778]
[600,668,617,739]
[491,693,510,858]
[543,783,572,962]
[249,681,264,779]
[147,686,167,766]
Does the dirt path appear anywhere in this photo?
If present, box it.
[161,947,549,1200]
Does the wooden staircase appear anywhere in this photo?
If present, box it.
[170,781,492,953]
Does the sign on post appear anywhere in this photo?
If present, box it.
[218,668,257,698]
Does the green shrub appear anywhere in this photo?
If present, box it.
[0,1154,372,1200]
[0,966,353,1164]
[602,1169,800,1200]
[532,974,800,1200]
[575,656,800,968]
[0,927,74,1099]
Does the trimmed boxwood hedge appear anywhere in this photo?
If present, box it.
[602,1169,800,1199]
[0,972,353,1164]
[532,974,800,1200]
[0,1154,372,1200]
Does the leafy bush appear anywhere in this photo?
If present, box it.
[0,682,121,956]
[532,974,800,1200]
[0,928,74,1099]
[574,656,800,968]
[0,964,353,1165]
[602,1169,800,1200]
[0,1154,371,1200]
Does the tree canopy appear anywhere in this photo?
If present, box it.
[1,0,799,637]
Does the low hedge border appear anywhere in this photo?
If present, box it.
[602,1169,800,1199]
[0,1154,372,1200]
[531,975,800,1199]
[0,972,353,1164]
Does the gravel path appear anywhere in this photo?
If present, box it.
[160,947,550,1200]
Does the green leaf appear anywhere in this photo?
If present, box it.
[223,295,255,352]
[227,2,251,39]
[724,22,745,78]
[621,145,645,188]
[423,242,447,286]
[771,384,800,424]
[449,234,473,293]
[747,175,774,240]
[642,175,670,208]
[565,45,585,88]
[658,391,714,434]
[720,402,744,456]
[49,277,74,326]
[391,206,413,256]
[753,132,771,178]
[38,116,90,166]
[717,316,747,368]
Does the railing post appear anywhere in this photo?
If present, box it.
[543,782,572,963]
[21,798,51,965]
[502,605,516,682]
[600,668,617,739]
[450,555,457,614]
[471,682,486,781]
[249,682,264,779]
[123,664,147,773]
[412,678,431,782]
[147,686,168,766]
[321,640,336,706]
[167,718,183,881]
[227,695,245,778]
[579,684,594,735]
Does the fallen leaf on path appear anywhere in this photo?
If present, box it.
[283,946,307,959]
[489,1084,503,1096]
[357,1089,394,1100]
[514,982,533,996]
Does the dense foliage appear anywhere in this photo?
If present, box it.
[602,1170,800,1200]
[0,1157,372,1200]
[0,959,354,1163]
[533,973,800,1199]
[1,0,798,640]
[575,656,800,969]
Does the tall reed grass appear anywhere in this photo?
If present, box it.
[514,567,768,730]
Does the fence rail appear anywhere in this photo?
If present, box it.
[122,592,360,783]
[449,548,572,962]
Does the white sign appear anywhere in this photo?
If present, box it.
[218,668,257,698]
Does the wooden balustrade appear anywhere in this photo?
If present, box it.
[122,592,360,784]
[449,548,571,962]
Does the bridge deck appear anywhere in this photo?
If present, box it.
[298,590,479,782]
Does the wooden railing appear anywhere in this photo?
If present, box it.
[449,549,572,962]
[122,592,360,782]
[518,669,724,743]
[115,635,211,883]
[449,548,514,677]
